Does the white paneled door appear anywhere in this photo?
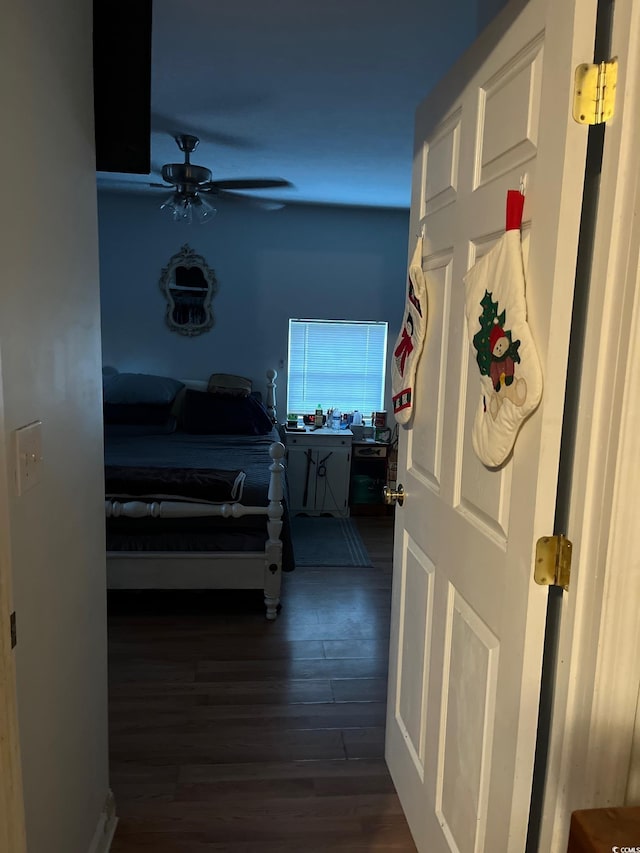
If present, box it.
[386,0,600,850]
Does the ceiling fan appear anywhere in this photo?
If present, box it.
[153,134,293,223]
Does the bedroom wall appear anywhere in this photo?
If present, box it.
[0,2,110,852]
[98,192,409,416]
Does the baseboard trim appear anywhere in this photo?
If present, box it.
[88,790,117,853]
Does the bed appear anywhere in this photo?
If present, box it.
[103,368,292,619]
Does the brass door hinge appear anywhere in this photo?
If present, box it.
[573,59,618,125]
[534,535,572,591]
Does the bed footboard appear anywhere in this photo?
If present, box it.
[105,441,286,619]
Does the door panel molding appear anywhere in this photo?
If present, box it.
[475,31,544,188]
[410,250,454,490]
[395,534,436,779]
[435,586,499,853]
[425,110,462,215]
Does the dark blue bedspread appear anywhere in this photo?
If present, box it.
[104,428,294,569]
[105,429,281,504]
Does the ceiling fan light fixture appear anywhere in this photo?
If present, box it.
[159,191,217,225]
[154,133,292,221]
[192,194,217,223]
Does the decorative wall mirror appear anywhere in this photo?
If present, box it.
[159,244,218,336]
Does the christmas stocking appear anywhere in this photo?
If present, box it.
[463,190,543,467]
[392,237,428,424]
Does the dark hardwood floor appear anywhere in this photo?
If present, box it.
[107,516,417,852]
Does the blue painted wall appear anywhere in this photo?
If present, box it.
[98,192,410,415]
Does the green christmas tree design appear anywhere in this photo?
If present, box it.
[473,290,521,376]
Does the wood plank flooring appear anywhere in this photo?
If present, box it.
[108,517,417,852]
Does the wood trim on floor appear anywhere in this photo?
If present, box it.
[87,790,118,853]
[0,351,27,853]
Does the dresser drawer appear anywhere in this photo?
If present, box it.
[287,434,351,448]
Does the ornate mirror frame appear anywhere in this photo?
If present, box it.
[159,244,218,336]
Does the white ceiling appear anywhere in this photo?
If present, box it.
[97,0,500,210]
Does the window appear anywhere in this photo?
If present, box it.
[287,319,388,415]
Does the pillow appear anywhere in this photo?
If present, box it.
[206,373,252,397]
[103,372,184,406]
[103,402,175,426]
[181,389,273,435]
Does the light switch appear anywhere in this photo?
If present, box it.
[15,421,43,496]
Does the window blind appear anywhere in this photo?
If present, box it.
[287,319,388,414]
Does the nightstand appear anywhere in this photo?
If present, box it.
[284,426,353,518]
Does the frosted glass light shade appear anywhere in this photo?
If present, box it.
[159,191,217,224]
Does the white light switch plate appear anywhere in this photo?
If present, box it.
[15,421,43,496]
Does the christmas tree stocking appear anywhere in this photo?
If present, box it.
[392,237,428,424]
[463,190,543,467]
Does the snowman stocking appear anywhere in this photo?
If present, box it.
[463,190,543,468]
[392,237,428,425]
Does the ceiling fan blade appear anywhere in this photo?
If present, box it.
[152,113,258,150]
[206,178,293,191]
[213,189,286,211]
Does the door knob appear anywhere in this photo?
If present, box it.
[383,484,404,506]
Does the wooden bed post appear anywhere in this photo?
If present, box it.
[266,369,277,423]
[264,441,285,620]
